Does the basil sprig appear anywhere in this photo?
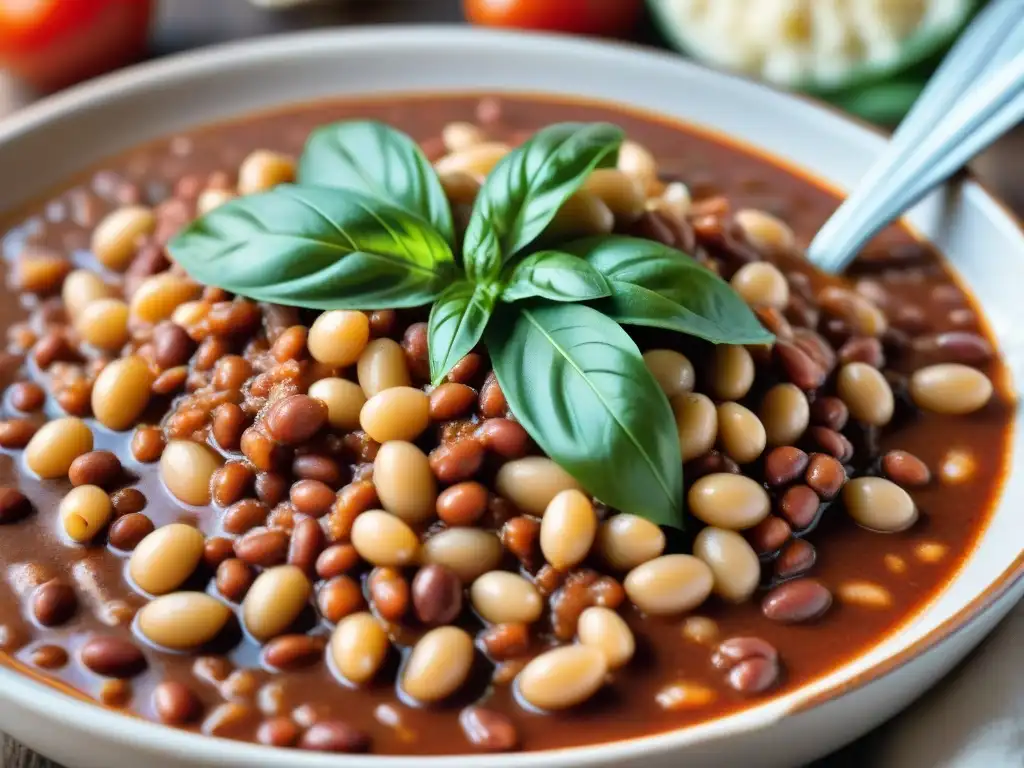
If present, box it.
[169,120,773,529]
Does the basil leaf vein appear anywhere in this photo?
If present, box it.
[463,122,624,281]
[488,302,683,528]
[298,120,454,244]
[428,281,496,385]
[169,185,455,310]
[501,251,612,303]
[566,236,773,344]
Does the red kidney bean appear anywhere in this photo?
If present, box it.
[258,716,301,747]
[263,634,325,670]
[479,622,530,660]
[287,517,325,576]
[436,482,489,527]
[368,309,397,338]
[223,499,269,535]
[430,383,477,421]
[240,430,282,473]
[265,395,327,445]
[775,539,817,580]
[778,484,820,530]
[447,353,483,384]
[838,336,884,368]
[711,636,780,694]
[234,528,289,567]
[108,513,154,551]
[0,488,33,524]
[0,420,37,448]
[152,322,196,369]
[342,430,380,463]
[809,396,848,431]
[785,294,820,330]
[881,450,931,487]
[110,488,146,517]
[478,372,507,418]
[255,472,288,506]
[203,537,236,570]
[754,306,793,339]
[626,208,676,246]
[300,721,371,753]
[763,446,809,486]
[131,427,166,463]
[153,681,203,725]
[762,579,832,623]
[475,418,529,459]
[68,450,122,488]
[212,463,254,508]
[8,381,45,412]
[429,438,484,483]
[33,331,74,369]
[806,454,846,499]
[81,636,146,678]
[401,322,430,381]
[368,567,409,622]
[289,478,334,516]
[31,580,77,627]
[792,328,836,374]
[501,516,541,569]
[212,403,246,451]
[460,706,519,752]
[775,340,826,390]
[484,495,516,529]
[412,564,463,625]
[687,450,741,480]
[746,515,792,555]
[808,427,853,463]
[30,644,68,669]
[216,558,255,603]
[292,454,344,487]
[315,544,359,580]
[317,576,365,623]
[911,331,993,366]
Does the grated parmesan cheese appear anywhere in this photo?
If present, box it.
[653,0,974,88]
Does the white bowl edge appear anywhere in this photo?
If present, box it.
[0,25,1021,768]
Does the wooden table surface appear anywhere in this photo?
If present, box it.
[0,1,1021,766]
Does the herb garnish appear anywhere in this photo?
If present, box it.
[170,120,773,528]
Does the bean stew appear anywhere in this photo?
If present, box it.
[0,93,1012,755]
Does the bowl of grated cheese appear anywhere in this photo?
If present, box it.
[648,0,981,122]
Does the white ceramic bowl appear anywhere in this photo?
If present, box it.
[0,26,1021,768]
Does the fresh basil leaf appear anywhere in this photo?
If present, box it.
[428,281,496,385]
[169,185,456,310]
[463,122,624,281]
[298,120,454,244]
[566,236,773,344]
[501,251,612,303]
[487,303,683,528]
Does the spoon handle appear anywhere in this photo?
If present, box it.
[808,1,1024,274]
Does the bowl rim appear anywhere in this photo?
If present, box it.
[0,24,1022,766]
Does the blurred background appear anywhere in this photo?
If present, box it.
[0,0,1020,213]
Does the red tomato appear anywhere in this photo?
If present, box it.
[0,0,152,92]
[464,0,643,37]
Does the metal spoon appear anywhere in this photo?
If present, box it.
[808,0,1024,274]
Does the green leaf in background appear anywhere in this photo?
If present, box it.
[501,251,612,304]
[428,280,497,385]
[566,236,773,344]
[463,122,624,282]
[169,185,455,310]
[298,120,455,244]
[488,302,683,528]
